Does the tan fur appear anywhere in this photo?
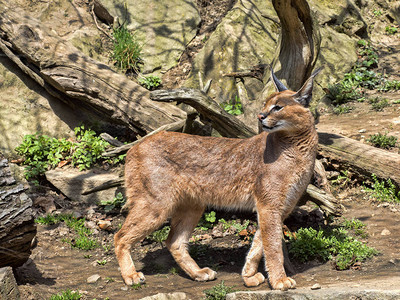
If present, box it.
[114,71,320,291]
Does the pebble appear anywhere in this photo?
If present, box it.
[359,129,366,133]
[121,286,128,291]
[98,220,112,230]
[87,274,101,284]
[311,283,321,290]
[381,228,391,236]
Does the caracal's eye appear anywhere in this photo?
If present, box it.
[272,105,283,112]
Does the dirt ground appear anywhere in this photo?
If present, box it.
[8,0,400,299]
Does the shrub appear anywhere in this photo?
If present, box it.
[367,132,397,149]
[203,281,236,300]
[288,226,378,270]
[15,126,113,181]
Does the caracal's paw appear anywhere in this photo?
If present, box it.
[243,272,265,287]
[122,271,146,286]
[272,276,296,291]
[193,267,217,281]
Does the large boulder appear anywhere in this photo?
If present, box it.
[184,0,279,104]
[45,168,123,204]
[99,0,201,74]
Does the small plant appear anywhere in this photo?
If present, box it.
[288,226,378,270]
[97,259,107,265]
[168,267,179,275]
[373,9,382,17]
[333,104,352,114]
[363,174,400,203]
[148,225,170,245]
[385,26,398,35]
[197,211,217,231]
[341,218,367,237]
[369,97,390,111]
[99,192,126,213]
[331,170,351,187]
[367,132,397,149]
[49,289,82,300]
[138,75,161,90]
[71,126,110,171]
[221,96,243,116]
[218,218,250,234]
[203,281,236,300]
[111,24,142,72]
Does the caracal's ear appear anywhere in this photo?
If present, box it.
[270,66,288,92]
[293,67,323,107]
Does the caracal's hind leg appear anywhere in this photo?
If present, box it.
[166,204,217,281]
[242,229,265,287]
[114,201,169,285]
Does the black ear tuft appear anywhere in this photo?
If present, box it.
[293,67,323,107]
[270,67,288,92]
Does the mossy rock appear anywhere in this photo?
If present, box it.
[99,0,201,74]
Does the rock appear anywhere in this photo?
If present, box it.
[99,0,201,74]
[87,274,101,284]
[45,168,123,204]
[0,267,20,300]
[311,283,322,290]
[98,220,112,231]
[139,292,187,300]
[359,129,367,133]
[381,228,391,236]
[226,289,400,300]
[32,196,57,214]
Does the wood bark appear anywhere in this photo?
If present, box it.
[0,3,185,137]
[318,132,400,188]
[0,155,36,268]
[270,0,320,90]
[150,88,257,139]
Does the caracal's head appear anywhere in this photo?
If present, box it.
[258,67,322,134]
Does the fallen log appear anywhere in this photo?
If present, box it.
[102,119,186,157]
[0,155,36,268]
[318,132,400,188]
[150,88,257,138]
[0,3,185,136]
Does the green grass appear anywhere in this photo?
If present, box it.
[367,132,397,149]
[333,104,352,114]
[341,218,368,237]
[288,226,378,270]
[111,24,142,72]
[203,281,236,300]
[36,214,98,251]
[49,289,82,300]
[364,174,400,203]
[369,97,390,111]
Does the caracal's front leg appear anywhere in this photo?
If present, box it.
[242,229,265,287]
[258,210,296,291]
